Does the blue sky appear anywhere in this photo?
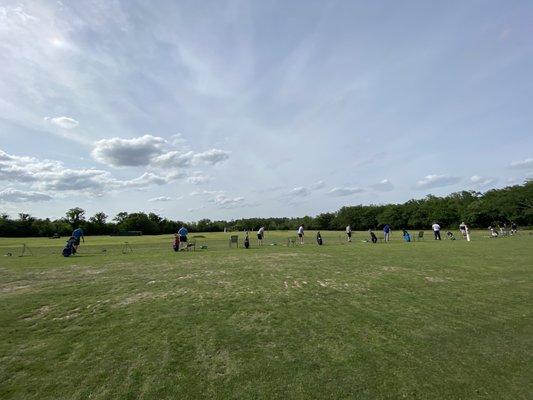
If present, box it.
[1,0,532,221]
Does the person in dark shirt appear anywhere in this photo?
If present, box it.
[369,229,378,243]
[178,226,188,250]
[383,224,391,242]
[71,227,84,253]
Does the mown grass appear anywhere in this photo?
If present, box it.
[0,231,531,399]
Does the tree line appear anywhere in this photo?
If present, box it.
[0,182,531,237]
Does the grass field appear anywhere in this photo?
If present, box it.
[0,230,531,399]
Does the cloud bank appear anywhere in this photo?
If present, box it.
[0,188,52,202]
[92,134,230,168]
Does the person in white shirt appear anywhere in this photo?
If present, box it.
[459,222,467,237]
[346,225,352,242]
[432,222,441,240]
[297,225,305,244]
[257,226,265,246]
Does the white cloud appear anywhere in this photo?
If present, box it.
[191,149,230,165]
[415,174,461,190]
[209,194,244,208]
[327,187,364,197]
[45,116,79,129]
[170,133,186,146]
[190,190,224,196]
[371,179,393,192]
[92,135,230,169]
[152,151,195,168]
[310,180,325,190]
[92,134,167,167]
[148,196,172,202]
[0,188,52,202]
[35,169,113,191]
[0,148,178,194]
[289,186,311,196]
[120,172,168,188]
[509,158,533,170]
[469,175,496,189]
[187,174,212,185]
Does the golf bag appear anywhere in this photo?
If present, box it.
[370,232,378,243]
[446,231,456,240]
[316,232,323,245]
[173,237,179,252]
[62,237,77,257]
[244,236,250,248]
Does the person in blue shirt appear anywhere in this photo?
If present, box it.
[178,226,188,250]
[383,224,391,242]
[71,227,84,253]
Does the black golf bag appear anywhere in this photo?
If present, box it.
[62,237,77,257]
[244,236,250,248]
[316,232,323,245]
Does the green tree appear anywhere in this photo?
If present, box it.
[66,207,86,227]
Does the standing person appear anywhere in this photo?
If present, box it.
[464,223,471,242]
[432,222,441,240]
[257,226,265,246]
[178,226,188,250]
[459,221,467,237]
[71,226,84,253]
[297,225,305,244]
[316,231,323,245]
[383,224,391,242]
[346,225,352,242]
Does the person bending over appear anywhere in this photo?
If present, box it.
[432,222,441,240]
[297,225,305,244]
[71,227,84,253]
[257,226,265,246]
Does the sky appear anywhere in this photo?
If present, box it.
[1,0,532,221]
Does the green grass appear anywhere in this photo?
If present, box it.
[0,231,531,399]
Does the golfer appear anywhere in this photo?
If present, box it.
[383,224,391,242]
[346,225,352,242]
[297,225,305,244]
[369,229,378,243]
[316,231,323,245]
[71,227,84,253]
[178,226,188,250]
[432,222,441,240]
[459,222,467,237]
[257,226,265,246]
